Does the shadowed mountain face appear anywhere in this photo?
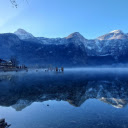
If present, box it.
[0,70,128,111]
[1,29,128,66]
[0,31,87,66]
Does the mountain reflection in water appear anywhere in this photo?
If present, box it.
[0,68,128,111]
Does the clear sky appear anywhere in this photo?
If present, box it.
[0,0,128,39]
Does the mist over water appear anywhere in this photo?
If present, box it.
[0,68,128,128]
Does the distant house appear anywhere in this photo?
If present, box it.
[0,59,14,69]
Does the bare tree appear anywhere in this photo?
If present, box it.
[10,0,28,8]
[10,0,18,8]
[10,56,19,67]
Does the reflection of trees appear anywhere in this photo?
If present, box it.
[0,73,128,111]
[0,75,15,81]
[0,118,11,128]
[0,74,18,85]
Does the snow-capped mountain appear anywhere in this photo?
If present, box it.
[14,28,34,40]
[37,32,87,46]
[0,28,128,66]
[84,30,128,60]
[97,30,127,40]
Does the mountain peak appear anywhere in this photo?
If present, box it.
[97,30,127,40]
[110,30,123,34]
[66,32,83,39]
[14,28,34,40]
[65,32,87,46]
[15,28,28,33]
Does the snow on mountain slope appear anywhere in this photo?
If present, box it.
[83,30,128,57]
[37,37,68,45]
[97,30,127,40]
[13,29,128,57]
[14,28,34,40]
[8,28,128,63]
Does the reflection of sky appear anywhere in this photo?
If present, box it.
[1,0,128,38]
[0,100,128,128]
[0,69,128,127]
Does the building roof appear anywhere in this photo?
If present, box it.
[0,59,7,63]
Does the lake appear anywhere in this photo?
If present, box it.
[0,68,128,128]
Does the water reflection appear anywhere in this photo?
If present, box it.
[0,119,11,128]
[0,69,128,111]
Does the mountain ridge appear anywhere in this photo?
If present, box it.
[14,28,128,40]
[0,28,128,66]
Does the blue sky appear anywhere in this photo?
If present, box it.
[0,0,128,39]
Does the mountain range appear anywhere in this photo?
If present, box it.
[1,29,128,66]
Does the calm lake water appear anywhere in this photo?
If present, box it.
[0,68,128,128]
